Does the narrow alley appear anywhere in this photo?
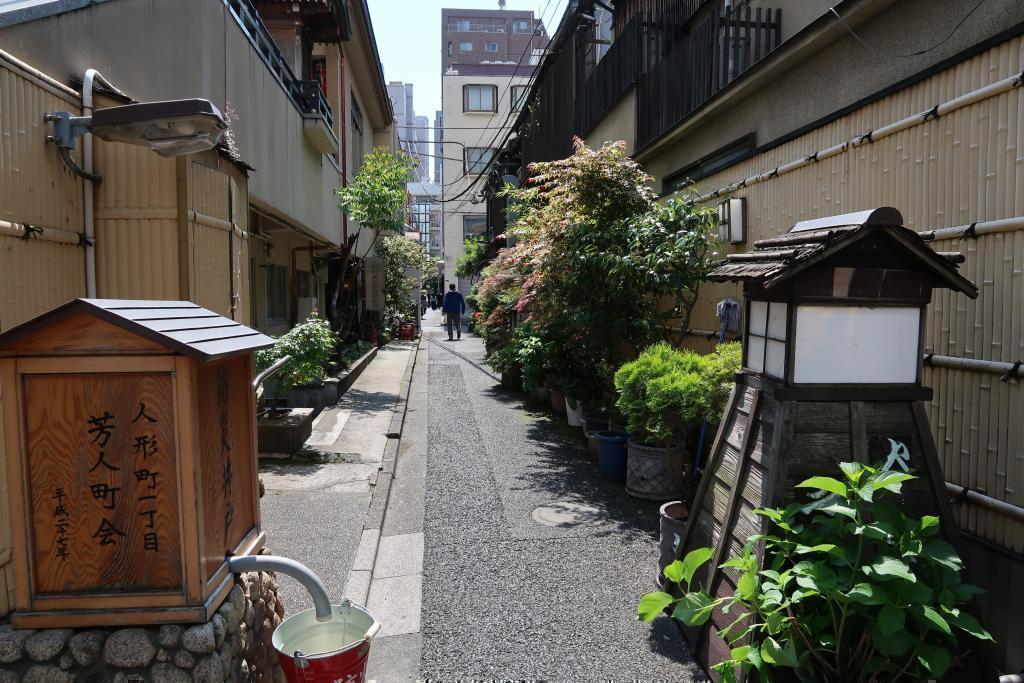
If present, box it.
[417,313,702,680]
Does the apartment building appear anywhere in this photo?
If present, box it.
[440,5,548,296]
[388,81,431,182]
[495,0,1024,669]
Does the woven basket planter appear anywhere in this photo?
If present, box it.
[626,439,686,500]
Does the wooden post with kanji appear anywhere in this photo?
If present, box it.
[0,299,274,628]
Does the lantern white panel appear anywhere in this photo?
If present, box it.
[749,301,768,335]
[766,340,786,378]
[747,336,765,372]
[793,306,920,384]
[767,302,788,340]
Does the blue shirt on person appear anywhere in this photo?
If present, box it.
[442,290,466,314]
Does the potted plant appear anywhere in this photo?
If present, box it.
[639,462,994,682]
[256,312,338,412]
[614,343,709,500]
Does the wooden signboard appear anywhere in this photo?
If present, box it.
[0,299,273,627]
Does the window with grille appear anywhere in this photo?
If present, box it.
[463,215,487,239]
[266,264,287,324]
[511,85,529,111]
[464,147,494,174]
[459,41,473,52]
[746,300,787,379]
[463,84,497,112]
[485,42,498,52]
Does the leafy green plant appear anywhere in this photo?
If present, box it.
[456,237,489,286]
[256,312,338,397]
[375,234,434,335]
[638,462,992,683]
[339,340,373,369]
[615,342,740,448]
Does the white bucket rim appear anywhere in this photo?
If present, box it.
[272,602,379,660]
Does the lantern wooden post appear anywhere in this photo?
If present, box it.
[0,299,273,628]
[676,208,982,673]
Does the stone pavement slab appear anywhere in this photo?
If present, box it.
[372,532,423,579]
[366,574,422,637]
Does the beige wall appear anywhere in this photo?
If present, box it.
[584,88,636,155]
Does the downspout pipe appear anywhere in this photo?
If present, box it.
[227,555,332,622]
[81,68,116,298]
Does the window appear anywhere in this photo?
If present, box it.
[512,19,532,33]
[464,147,494,174]
[266,264,287,323]
[463,215,487,239]
[463,84,497,112]
[351,95,364,176]
[485,42,498,53]
[457,19,470,31]
[511,85,529,112]
[459,41,473,52]
[663,134,756,194]
[746,300,787,379]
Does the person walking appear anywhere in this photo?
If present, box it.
[441,283,466,341]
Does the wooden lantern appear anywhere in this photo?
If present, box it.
[0,299,274,627]
[677,208,981,671]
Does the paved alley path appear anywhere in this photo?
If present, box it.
[419,321,704,681]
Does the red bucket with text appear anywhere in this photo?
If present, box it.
[272,601,380,683]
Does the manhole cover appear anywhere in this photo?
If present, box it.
[531,502,607,528]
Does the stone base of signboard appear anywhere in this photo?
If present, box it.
[256,408,315,455]
[0,569,287,682]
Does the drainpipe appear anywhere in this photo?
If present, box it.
[227,555,332,622]
[82,68,105,298]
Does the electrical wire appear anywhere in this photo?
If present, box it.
[828,0,988,58]
[440,0,564,208]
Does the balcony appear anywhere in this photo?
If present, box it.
[637,4,782,150]
[447,22,507,33]
[449,51,542,67]
[225,0,337,153]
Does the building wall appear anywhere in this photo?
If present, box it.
[441,8,544,72]
[584,87,637,155]
[441,70,529,296]
[671,36,1024,560]
[0,0,344,247]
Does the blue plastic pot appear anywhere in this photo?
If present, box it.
[595,431,629,481]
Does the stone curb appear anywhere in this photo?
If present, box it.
[336,345,379,395]
[346,338,421,602]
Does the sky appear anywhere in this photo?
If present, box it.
[367,0,571,124]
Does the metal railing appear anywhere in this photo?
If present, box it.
[637,4,782,150]
[447,22,507,33]
[223,0,334,127]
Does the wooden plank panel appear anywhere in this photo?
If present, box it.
[22,373,182,594]
[0,313,167,357]
[196,358,257,581]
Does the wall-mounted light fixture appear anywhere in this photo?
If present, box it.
[718,197,746,244]
[47,98,226,182]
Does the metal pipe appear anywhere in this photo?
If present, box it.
[945,482,1024,524]
[924,353,1023,380]
[0,220,82,246]
[253,354,291,391]
[227,555,332,622]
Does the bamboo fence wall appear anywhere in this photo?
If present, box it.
[686,35,1024,553]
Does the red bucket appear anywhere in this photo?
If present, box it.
[272,601,380,683]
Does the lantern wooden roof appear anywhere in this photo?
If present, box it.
[0,299,274,362]
[708,207,978,298]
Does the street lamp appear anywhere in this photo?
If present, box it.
[47,98,227,181]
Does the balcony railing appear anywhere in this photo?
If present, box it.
[449,51,542,66]
[225,0,335,129]
[296,80,334,129]
[637,4,781,150]
[447,22,507,33]
[576,14,644,135]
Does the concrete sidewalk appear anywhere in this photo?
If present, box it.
[259,340,417,615]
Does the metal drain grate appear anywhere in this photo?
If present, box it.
[531,502,608,528]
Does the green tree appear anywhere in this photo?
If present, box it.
[456,237,489,286]
[334,148,417,335]
[375,235,434,334]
